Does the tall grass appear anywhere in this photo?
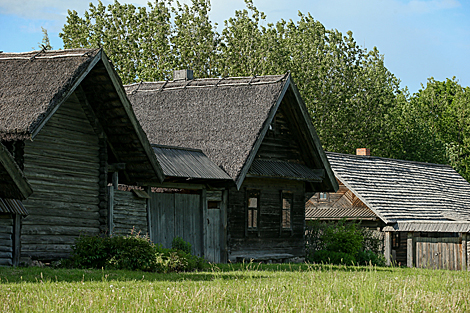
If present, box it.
[0,264,469,312]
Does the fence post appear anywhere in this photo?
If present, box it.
[462,232,467,271]
[384,231,392,266]
[407,232,414,268]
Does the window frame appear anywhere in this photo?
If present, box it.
[280,191,294,234]
[246,189,260,236]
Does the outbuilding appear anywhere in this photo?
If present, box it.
[307,149,470,270]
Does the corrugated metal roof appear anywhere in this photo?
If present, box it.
[0,198,28,215]
[306,206,376,220]
[152,145,231,180]
[248,160,323,182]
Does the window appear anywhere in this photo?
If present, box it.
[318,192,329,201]
[208,201,220,209]
[282,192,293,230]
[247,190,260,230]
[392,232,400,249]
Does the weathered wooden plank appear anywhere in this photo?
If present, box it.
[407,232,413,268]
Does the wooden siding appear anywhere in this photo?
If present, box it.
[112,190,148,235]
[149,192,203,257]
[21,92,100,260]
[415,237,462,270]
[0,214,13,266]
[256,106,304,164]
[228,177,305,261]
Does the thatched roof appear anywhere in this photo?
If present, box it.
[0,142,32,200]
[0,49,164,185]
[327,152,470,224]
[126,74,337,190]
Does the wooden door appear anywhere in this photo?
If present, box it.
[415,237,462,270]
[149,192,203,257]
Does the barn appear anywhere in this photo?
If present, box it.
[0,49,164,261]
[126,72,338,262]
[307,149,470,270]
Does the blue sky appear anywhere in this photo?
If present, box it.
[0,0,468,94]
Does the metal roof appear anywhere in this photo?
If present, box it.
[152,145,231,180]
[383,221,470,233]
[306,206,377,220]
[248,160,323,182]
[0,198,28,215]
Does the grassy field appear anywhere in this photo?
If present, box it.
[0,263,469,312]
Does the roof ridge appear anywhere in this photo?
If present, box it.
[125,73,288,93]
[326,151,453,168]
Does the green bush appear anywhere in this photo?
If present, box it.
[172,236,192,254]
[69,233,208,272]
[356,250,386,267]
[312,250,356,265]
[306,219,385,266]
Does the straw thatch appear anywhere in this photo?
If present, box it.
[0,49,163,184]
[126,74,337,190]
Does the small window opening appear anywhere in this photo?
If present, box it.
[247,190,259,230]
[282,192,293,230]
[392,232,400,249]
[208,201,220,209]
[318,192,329,201]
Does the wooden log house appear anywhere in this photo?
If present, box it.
[0,142,33,265]
[0,49,164,261]
[126,72,338,262]
[307,149,470,270]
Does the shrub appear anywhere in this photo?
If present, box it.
[306,218,385,266]
[172,236,192,254]
[356,250,386,267]
[312,250,356,265]
[69,233,208,272]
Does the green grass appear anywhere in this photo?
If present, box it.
[0,263,469,312]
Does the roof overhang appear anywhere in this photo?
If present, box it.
[383,221,470,233]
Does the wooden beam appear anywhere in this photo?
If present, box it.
[201,188,207,259]
[107,186,114,236]
[462,232,467,271]
[112,172,119,190]
[107,163,126,172]
[384,231,392,266]
[12,214,21,267]
[146,186,153,242]
[407,232,414,268]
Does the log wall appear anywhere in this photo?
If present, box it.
[21,92,101,261]
[112,190,148,236]
[228,177,305,262]
[0,214,13,266]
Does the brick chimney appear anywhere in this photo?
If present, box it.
[356,148,370,156]
[173,69,193,81]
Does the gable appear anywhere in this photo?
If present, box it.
[256,101,305,164]
[0,49,164,185]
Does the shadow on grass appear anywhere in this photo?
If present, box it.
[0,262,397,284]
